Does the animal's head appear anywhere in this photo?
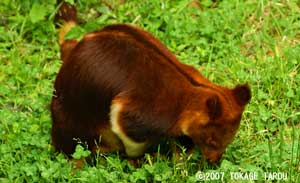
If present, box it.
[180,84,251,163]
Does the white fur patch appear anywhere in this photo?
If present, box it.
[110,101,147,157]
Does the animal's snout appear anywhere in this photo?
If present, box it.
[203,151,223,163]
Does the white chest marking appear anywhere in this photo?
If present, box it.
[110,102,147,157]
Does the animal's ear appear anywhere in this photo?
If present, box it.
[206,95,222,120]
[232,84,251,106]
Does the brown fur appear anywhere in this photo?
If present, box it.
[51,1,251,163]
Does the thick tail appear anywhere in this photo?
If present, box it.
[55,0,78,62]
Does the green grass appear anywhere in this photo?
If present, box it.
[0,0,299,182]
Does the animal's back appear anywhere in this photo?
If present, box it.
[57,24,191,107]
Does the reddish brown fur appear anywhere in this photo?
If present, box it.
[55,0,78,24]
[51,2,251,163]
